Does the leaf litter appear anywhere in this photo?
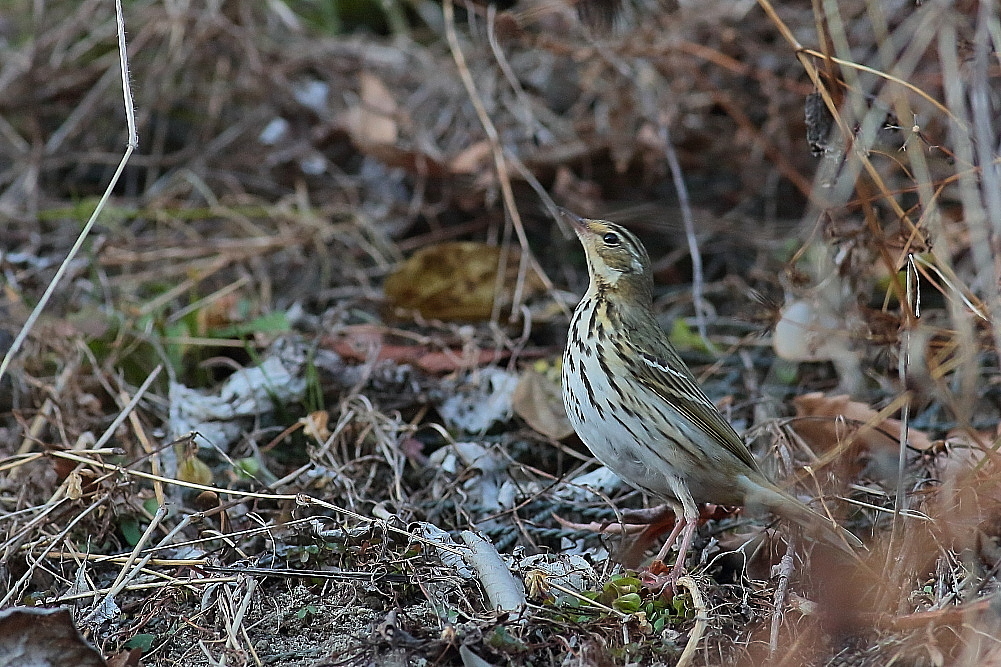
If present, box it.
[1,0,1000,665]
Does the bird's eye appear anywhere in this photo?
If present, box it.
[602,232,620,246]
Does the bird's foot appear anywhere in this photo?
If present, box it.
[641,557,688,596]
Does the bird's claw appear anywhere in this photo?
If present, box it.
[642,558,688,596]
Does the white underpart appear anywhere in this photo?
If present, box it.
[563,297,695,514]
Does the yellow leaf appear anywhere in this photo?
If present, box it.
[385,242,540,321]
[177,455,213,486]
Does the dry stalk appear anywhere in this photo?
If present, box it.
[0,0,136,383]
[442,0,557,324]
[675,575,708,667]
[769,535,797,656]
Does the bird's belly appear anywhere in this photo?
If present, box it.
[563,344,744,505]
[568,395,688,499]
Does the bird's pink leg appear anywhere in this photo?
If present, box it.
[652,516,687,564]
[666,517,698,579]
[645,490,700,591]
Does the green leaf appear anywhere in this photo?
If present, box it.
[669,318,712,353]
[119,516,143,546]
[125,634,156,651]
[485,625,528,652]
[235,457,262,478]
[771,358,799,385]
[613,593,642,613]
[214,311,290,337]
[295,604,318,620]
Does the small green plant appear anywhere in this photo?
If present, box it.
[555,572,695,633]
[295,604,319,620]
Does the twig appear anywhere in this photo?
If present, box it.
[34,453,471,558]
[0,499,105,607]
[442,0,556,323]
[658,121,708,341]
[795,47,957,123]
[81,503,170,624]
[93,365,163,452]
[769,535,797,656]
[461,530,526,613]
[0,0,136,384]
[15,359,80,456]
[50,577,242,604]
[229,578,262,666]
[887,257,917,561]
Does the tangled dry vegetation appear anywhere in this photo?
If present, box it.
[1,0,1000,665]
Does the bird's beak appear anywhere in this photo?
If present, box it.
[558,208,589,236]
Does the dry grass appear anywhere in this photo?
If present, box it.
[1,0,1000,665]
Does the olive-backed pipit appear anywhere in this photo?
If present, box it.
[560,209,861,578]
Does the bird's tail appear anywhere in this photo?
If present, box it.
[737,474,863,554]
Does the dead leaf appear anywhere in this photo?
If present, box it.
[349,72,398,146]
[105,649,142,667]
[177,454,212,486]
[325,325,536,373]
[195,291,240,334]
[449,140,492,174]
[338,71,451,174]
[66,471,83,501]
[790,392,935,487]
[300,410,331,442]
[933,429,995,486]
[513,368,574,439]
[0,607,106,667]
[792,392,933,455]
[384,242,541,321]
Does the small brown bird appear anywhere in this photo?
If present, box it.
[560,209,861,579]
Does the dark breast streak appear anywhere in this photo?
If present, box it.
[594,296,713,477]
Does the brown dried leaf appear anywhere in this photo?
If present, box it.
[384,242,540,321]
[513,368,574,439]
[325,325,527,373]
[449,140,492,174]
[300,410,331,442]
[346,72,398,146]
[792,392,933,455]
[177,454,213,486]
[105,649,141,667]
[0,607,106,667]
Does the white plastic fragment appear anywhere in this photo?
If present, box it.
[555,466,627,501]
[292,79,330,115]
[773,298,864,393]
[438,368,519,433]
[460,530,526,613]
[518,553,597,594]
[168,354,306,452]
[773,299,849,362]
[258,117,290,145]
[429,442,513,512]
[416,522,475,579]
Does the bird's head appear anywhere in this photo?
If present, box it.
[560,209,653,299]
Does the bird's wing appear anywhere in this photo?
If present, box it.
[628,330,761,473]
